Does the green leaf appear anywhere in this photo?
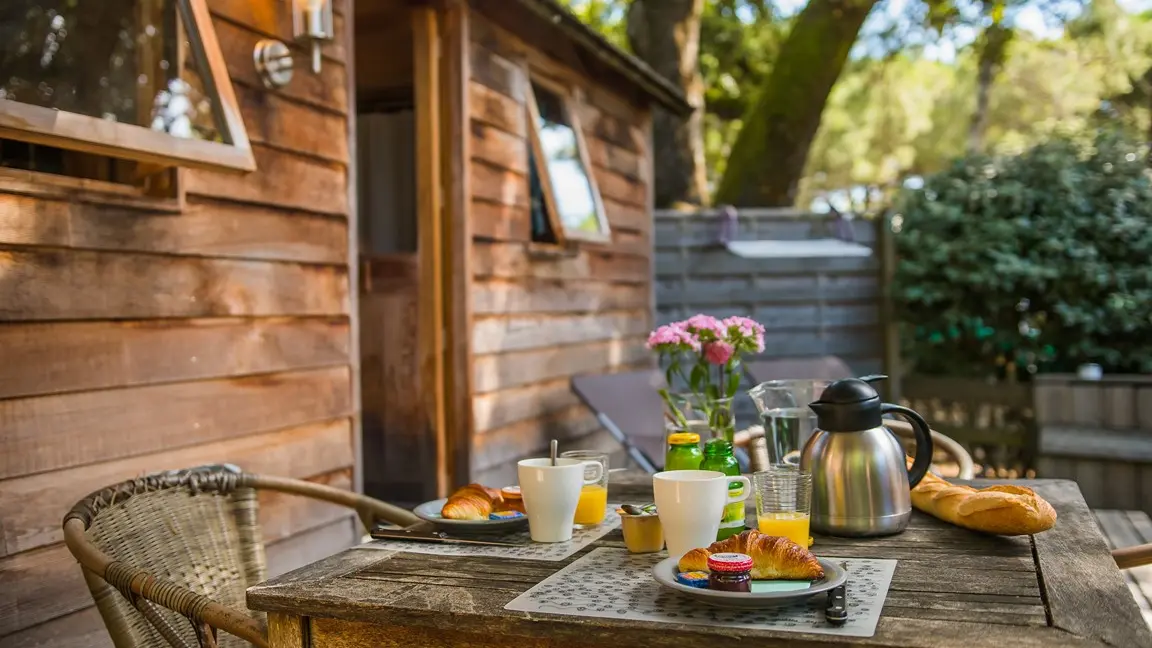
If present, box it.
[726,369,742,398]
[690,364,708,392]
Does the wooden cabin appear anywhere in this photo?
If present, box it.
[354,0,689,500]
[0,0,686,644]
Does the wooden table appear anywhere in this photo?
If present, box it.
[247,474,1152,647]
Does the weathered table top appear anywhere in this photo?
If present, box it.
[248,474,1152,647]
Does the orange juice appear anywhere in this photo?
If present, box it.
[757,511,810,546]
[573,484,608,526]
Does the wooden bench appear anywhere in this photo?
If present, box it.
[1094,509,1152,628]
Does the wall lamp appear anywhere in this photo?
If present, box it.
[254,0,334,89]
[293,0,335,75]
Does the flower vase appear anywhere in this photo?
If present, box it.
[664,392,737,444]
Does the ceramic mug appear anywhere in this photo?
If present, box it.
[653,469,752,559]
[518,458,604,542]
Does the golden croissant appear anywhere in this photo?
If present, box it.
[440,483,503,520]
[677,529,825,580]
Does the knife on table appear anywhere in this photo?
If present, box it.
[825,562,848,626]
[825,584,847,625]
[370,527,528,547]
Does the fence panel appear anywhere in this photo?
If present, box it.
[653,209,886,377]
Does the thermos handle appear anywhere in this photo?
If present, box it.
[880,404,934,488]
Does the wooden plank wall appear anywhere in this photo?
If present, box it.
[467,13,654,485]
[1035,374,1152,513]
[654,210,884,376]
[0,1,358,645]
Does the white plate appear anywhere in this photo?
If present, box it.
[413,498,529,531]
[652,556,847,609]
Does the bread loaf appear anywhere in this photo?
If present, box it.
[910,469,1056,536]
[677,529,825,580]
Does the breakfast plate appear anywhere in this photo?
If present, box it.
[413,498,529,532]
[651,556,847,609]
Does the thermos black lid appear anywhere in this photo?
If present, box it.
[808,375,887,432]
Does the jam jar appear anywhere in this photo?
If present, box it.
[706,552,753,592]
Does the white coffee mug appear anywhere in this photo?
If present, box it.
[653,469,752,559]
[518,458,604,542]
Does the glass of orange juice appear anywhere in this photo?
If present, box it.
[560,451,609,527]
[753,466,813,547]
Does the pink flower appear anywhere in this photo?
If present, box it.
[646,324,700,352]
[722,316,766,353]
[683,314,725,342]
[703,341,734,365]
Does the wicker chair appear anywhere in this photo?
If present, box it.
[62,464,421,648]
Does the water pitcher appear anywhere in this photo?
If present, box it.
[747,379,830,467]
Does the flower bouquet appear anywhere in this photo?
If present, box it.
[646,314,766,443]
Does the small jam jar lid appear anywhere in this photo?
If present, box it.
[500,486,522,501]
[707,552,753,573]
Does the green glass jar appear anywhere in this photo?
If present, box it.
[665,432,703,471]
[700,438,745,540]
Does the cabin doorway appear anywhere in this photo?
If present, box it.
[353,0,435,506]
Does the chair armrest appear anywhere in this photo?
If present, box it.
[243,474,422,530]
[63,518,268,648]
[1114,543,1152,569]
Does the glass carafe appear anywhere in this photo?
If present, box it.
[746,380,830,466]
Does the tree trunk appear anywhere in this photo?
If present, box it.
[967,23,1012,154]
[627,0,708,208]
[713,0,877,207]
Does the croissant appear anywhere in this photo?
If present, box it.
[677,529,824,580]
[441,484,503,520]
[910,466,1056,536]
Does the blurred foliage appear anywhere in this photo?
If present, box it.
[799,1,1152,210]
[892,127,1152,377]
[562,0,630,49]
[558,0,1152,206]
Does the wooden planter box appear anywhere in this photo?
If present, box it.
[1034,374,1152,514]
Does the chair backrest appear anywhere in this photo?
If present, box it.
[743,356,855,384]
[73,467,266,648]
[571,370,668,473]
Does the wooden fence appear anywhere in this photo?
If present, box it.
[654,209,891,378]
[652,209,1152,507]
[901,375,1037,479]
[1035,374,1152,513]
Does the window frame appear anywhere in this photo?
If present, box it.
[0,0,255,175]
[523,71,610,245]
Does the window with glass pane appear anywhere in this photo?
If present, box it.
[528,81,609,242]
[1,0,223,140]
[0,0,252,174]
[528,146,558,244]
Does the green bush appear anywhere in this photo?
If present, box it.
[892,129,1152,377]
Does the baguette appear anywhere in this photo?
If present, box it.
[910,468,1056,536]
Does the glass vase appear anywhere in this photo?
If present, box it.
[664,392,737,444]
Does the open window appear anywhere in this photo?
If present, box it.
[525,76,609,244]
[0,0,254,182]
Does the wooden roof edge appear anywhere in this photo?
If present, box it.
[504,0,694,116]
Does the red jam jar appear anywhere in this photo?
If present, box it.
[707,552,753,592]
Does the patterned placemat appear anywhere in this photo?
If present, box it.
[354,507,622,562]
[505,548,896,638]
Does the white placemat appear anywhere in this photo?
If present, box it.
[505,548,896,638]
[355,508,622,562]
